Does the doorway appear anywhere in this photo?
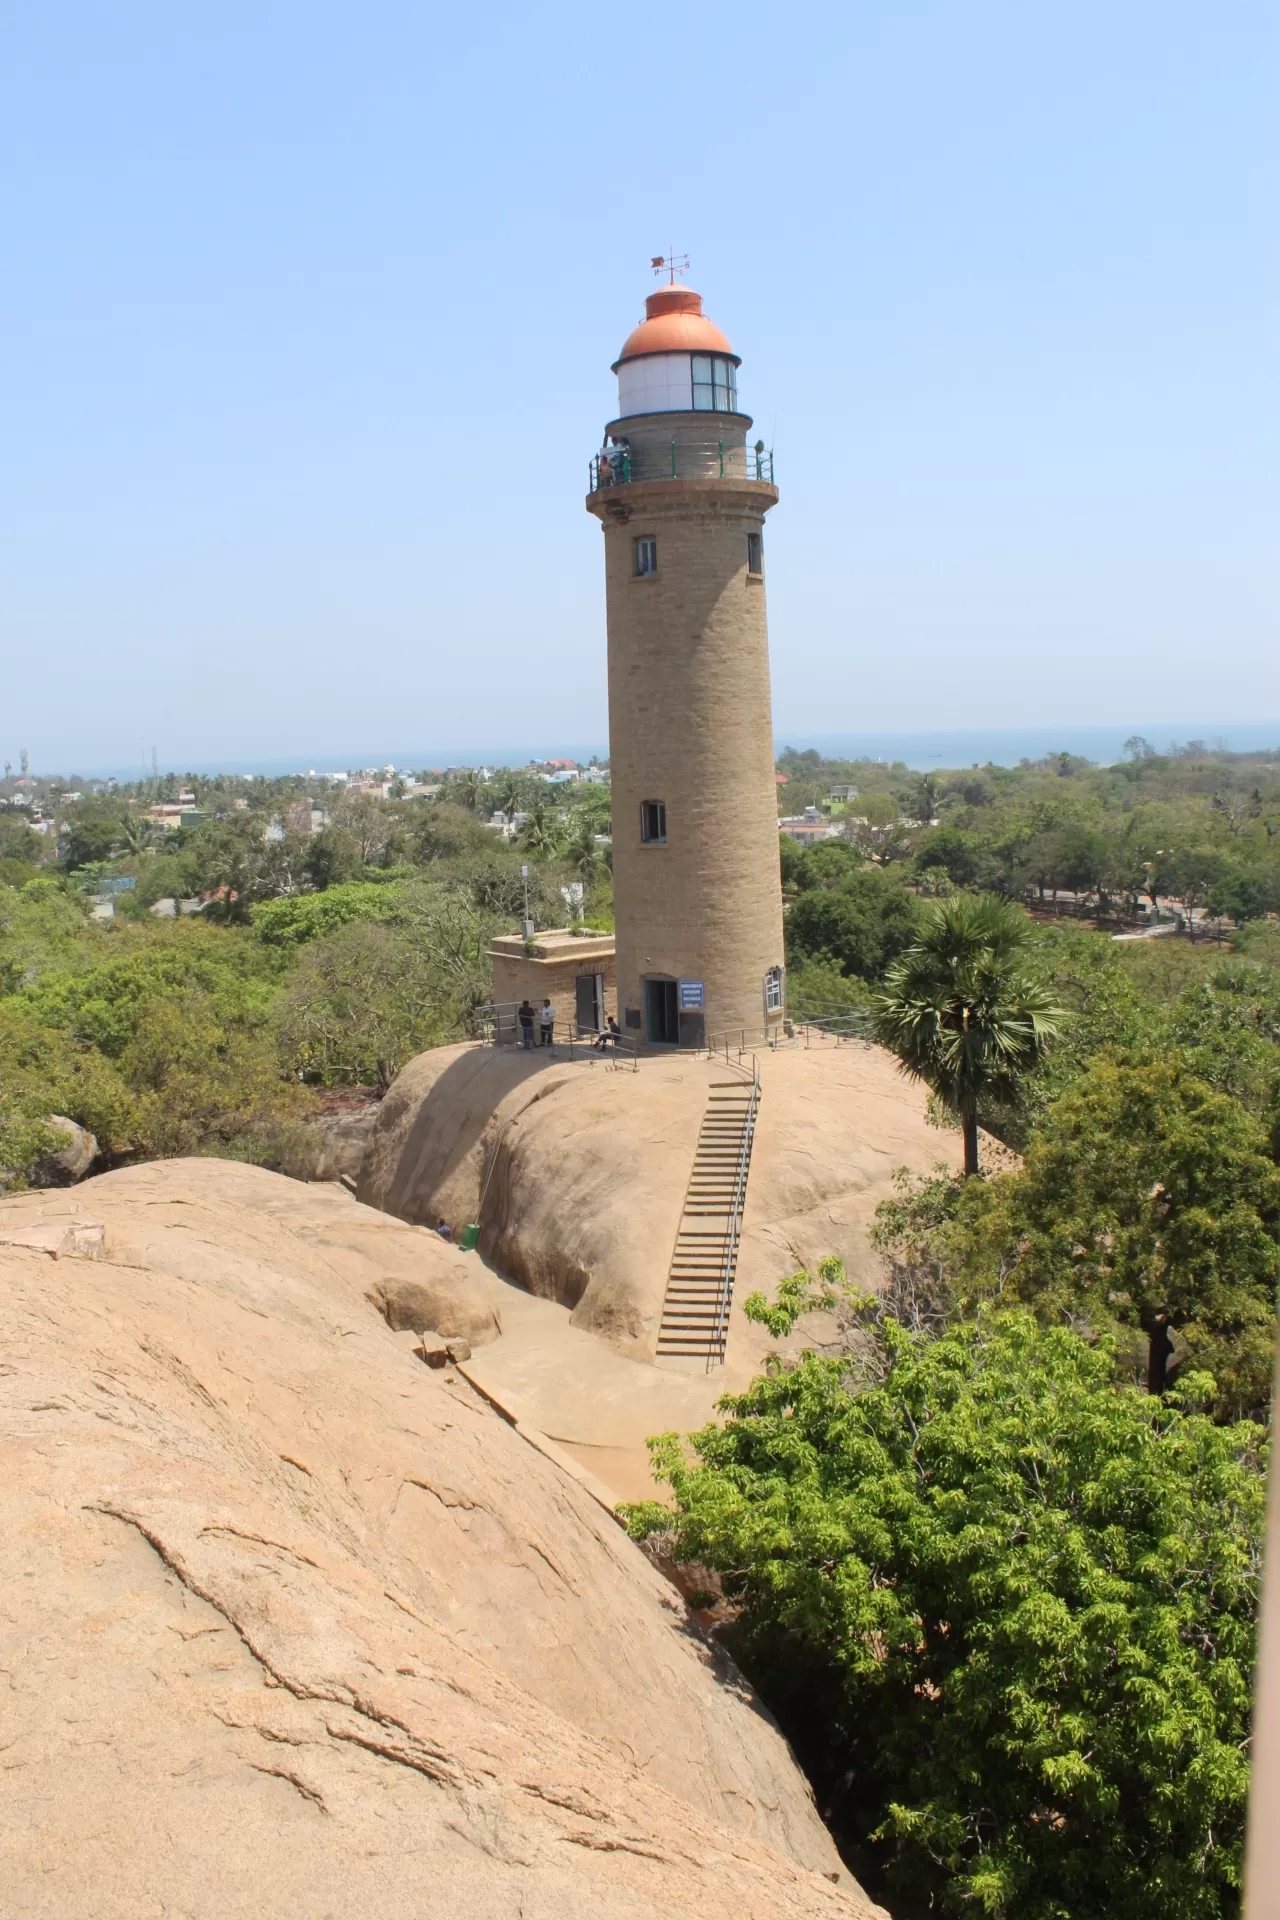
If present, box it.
[643,976,679,1046]
[575,972,604,1033]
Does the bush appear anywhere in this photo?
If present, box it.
[625,1310,1263,1920]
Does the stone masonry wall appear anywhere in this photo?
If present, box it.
[588,474,785,1045]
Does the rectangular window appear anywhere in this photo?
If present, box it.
[764,965,784,1014]
[691,354,738,413]
[747,532,763,576]
[634,536,657,576]
[640,801,667,844]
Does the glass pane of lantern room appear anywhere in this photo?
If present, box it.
[713,360,732,410]
[691,355,713,409]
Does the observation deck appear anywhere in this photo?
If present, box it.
[591,434,774,493]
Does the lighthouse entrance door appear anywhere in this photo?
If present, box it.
[643,976,679,1047]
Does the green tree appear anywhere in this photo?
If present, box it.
[875,894,1063,1175]
[914,826,982,888]
[1207,868,1267,928]
[955,1052,1280,1411]
[277,919,462,1090]
[565,817,607,887]
[786,866,920,981]
[250,879,404,950]
[516,801,565,860]
[61,810,127,870]
[0,815,45,871]
[454,767,488,813]
[1170,847,1227,942]
[625,1310,1264,1920]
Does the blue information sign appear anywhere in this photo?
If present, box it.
[678,980,704,1010]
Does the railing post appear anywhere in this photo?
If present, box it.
[718,439,724,478]
[670,438,677,478]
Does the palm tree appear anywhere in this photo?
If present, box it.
[517,802,565,860]
[566,818,605,885]
[455,768,486,813]
[495,775,524,825]
[875,894,1063,1177]
[115,812,154,858]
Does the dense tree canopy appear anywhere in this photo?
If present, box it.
[899,1052,1280,1417]
[625,1309,1265,1920]
[786,864,921,980]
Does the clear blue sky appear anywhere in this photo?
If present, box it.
[2,1,1276,774]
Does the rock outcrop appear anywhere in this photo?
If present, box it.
[281,1090,382,1185]
[30,1112,98,1184]
[0,1159,881,1919]
[359,1039,965,1369]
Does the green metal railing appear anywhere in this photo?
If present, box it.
[590,450,632,490]
[589,441,775,492]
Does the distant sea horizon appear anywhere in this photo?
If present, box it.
[49,721,1280,784]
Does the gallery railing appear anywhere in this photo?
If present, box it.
[589,440,774,492]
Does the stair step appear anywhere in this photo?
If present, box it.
[657,1078,760,1361]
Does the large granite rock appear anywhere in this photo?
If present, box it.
[0,1159,880,1919]
[359,1039,965,1372]
[29,1113,98,1185]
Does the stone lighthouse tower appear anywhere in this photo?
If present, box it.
[586,272,785,1050]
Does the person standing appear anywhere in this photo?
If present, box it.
[538,998,555,1047]
[518,999,535,1048]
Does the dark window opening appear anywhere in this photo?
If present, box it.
[634,536,657,576]
[640,800,667,844]
[747,532,763,576]
[644,977,679,1046]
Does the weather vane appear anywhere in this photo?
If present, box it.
[650,249,689,285]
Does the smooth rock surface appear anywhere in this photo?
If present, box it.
[360,1037,966,1366]
[0,1159,881,1919]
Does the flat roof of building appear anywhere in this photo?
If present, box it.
[489,929,616,962]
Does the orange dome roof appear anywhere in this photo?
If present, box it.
[613,285,737,367]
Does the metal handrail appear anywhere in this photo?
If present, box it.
[589,443,775,492]
[788,1001,877,1045]
[472,1002,637,1070]
[707,1058,761,1369]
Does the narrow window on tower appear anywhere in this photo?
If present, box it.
[640,801,667,845]
[634,537,657,576]
[764,965,784,1014]
[747,532,763,576]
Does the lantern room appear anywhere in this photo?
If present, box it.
[612,284,742,418]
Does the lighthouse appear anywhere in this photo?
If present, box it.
[586,269,785,1050]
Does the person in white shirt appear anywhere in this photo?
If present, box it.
[538,999,555,1047]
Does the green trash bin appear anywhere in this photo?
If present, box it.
[459,1223,481,1252]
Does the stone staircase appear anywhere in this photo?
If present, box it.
[656,1075,761,1364]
